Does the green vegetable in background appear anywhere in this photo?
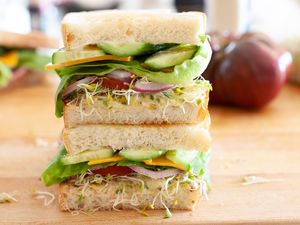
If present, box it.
[0,63,12,87]
[18,50,51,71]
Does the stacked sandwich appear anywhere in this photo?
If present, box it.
[0,31,57,89]
[42,10,212,215]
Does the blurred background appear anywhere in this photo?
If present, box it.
[0,0,299,104]
[1,0,300,42]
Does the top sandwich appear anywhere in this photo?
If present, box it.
[46,10,212,125]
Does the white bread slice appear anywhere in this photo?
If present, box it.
[64,101,209,128]
[0,31,58,49]
[61,10,206,50]
[63,121,211,155]
[59,173,203,211]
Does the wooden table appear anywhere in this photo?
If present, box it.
[1,76,300,224]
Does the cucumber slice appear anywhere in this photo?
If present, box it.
[98,42,154,57]
[144,45,197,70]
[119,148,167,162]
[52,49,105,64]
[97,42,176,57]
[166,150,199,170]
[61,149,114,165]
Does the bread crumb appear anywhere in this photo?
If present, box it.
[241,175,283,186]
[35,137,49,147]
[0,192,17,203]
[32,190,55,207]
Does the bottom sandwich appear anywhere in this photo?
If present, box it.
[42,146,210,215]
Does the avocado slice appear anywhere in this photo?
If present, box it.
[97,42,176,57]
[119,148,167,162]
[52,49,105,64]
[61,148,114,165]
[166,150,199,171]
[144,45,197,70]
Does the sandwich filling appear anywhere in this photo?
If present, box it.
[0,46,50,87]
[42,146,210,188]
[47,36,212,117]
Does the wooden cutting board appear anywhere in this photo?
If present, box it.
[1,76,300,225]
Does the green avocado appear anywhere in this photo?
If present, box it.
[97,42,176,57]
[119,148,167,162]
[144,45,197,70]
[61,148,114,165]
[52,49,105,64]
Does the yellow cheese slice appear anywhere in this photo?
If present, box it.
[88,155,185,171]
[45,55,132,70]
[0,51,18,68]
[144,157,185,171]
[88,155,124,165]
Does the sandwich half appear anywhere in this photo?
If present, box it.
[0,31,58,89]
[42,10,212,215]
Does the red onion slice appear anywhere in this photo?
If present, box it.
[129,166,181,179]
[107,70,133,83]
[11,68,28,82]
[133,80,176,93]
[61,76,97,97]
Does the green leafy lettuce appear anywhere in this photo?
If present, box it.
[54,38,211,117]
[41,146,210,186]
[189,151,210,177]
[0,63,12,87]
[41,146,91,186]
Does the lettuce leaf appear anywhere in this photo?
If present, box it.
[18,50,51,71]
[0,63,12,88]
[189,151,210,177]
[54,66,114,117]
[41,146,91,186]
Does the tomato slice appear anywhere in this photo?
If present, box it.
[92,166,133,176]
[101,78,129,90]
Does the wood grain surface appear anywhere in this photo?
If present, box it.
[0,76,300,225]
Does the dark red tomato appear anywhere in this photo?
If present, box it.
[101,78,129,90]
[92,166,133,176]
